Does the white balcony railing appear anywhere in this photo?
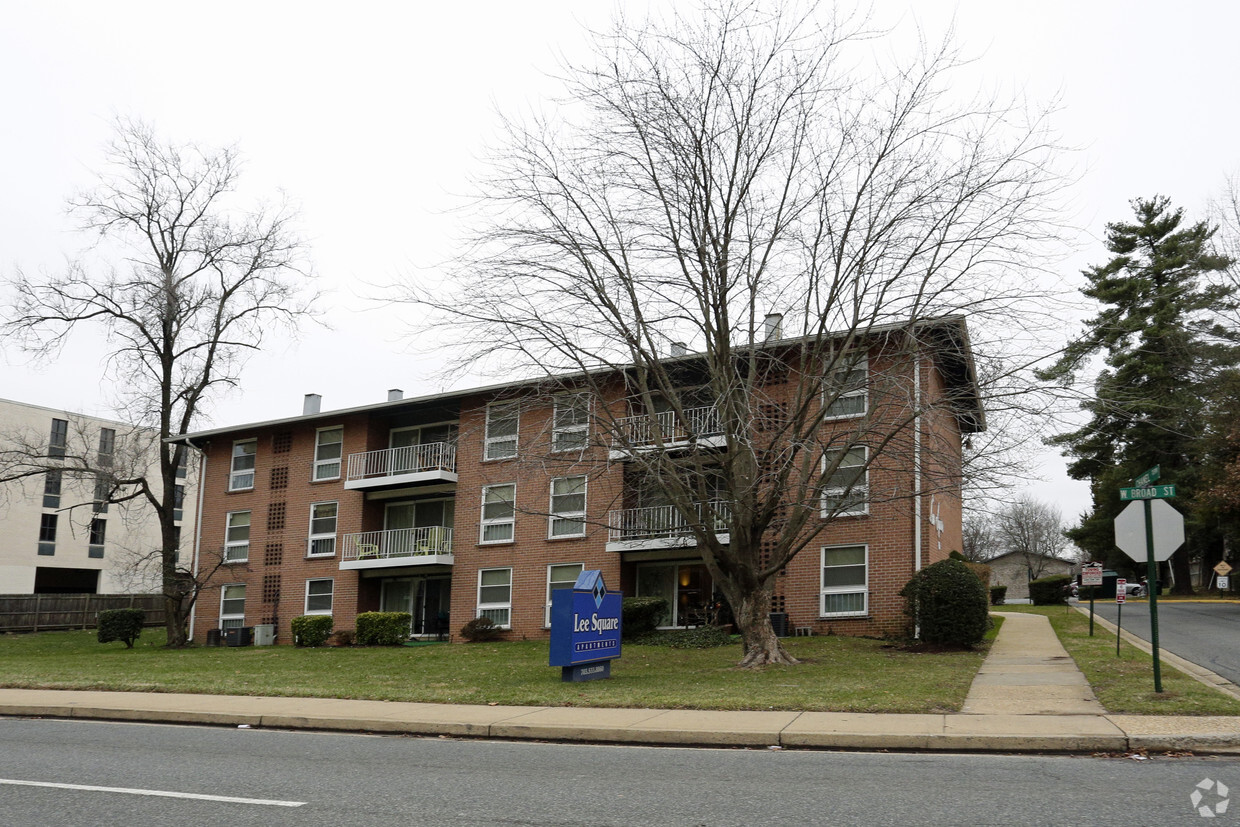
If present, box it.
[611,405,722,451]
[341,526,453,562]
[607,500,731,544]
[345,442,456,484]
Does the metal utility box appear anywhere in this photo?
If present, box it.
[252,624,276,646]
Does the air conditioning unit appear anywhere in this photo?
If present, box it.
[252,624,276,646]
[224,626,253,647]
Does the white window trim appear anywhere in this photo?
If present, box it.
[229,438,256,491]
[551,393,590,453]
[821,445,869,518]
[824,355,868,420]
[312,425,344,481]
[304,578,334,615]
[820,544,868,618]
[548,475,587,539]
[307,501,338,557]
[224,510,251,563]
[479,483,516,544]
[220,584,246,629]
[484,403,520,461]
[477,567,512,629]
[545,562,584,627]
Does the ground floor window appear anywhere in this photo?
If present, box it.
[477,567,512,628]
[821,544,867,616]
[635,562,711,628]
[305,578,334,615]
[545,562,584,627]
[220,584,246,629]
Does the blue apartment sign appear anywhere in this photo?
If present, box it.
[549,570,622,681]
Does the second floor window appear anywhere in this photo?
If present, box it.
[230,439,256,490]
[43,470,61,509]
[89,518,107,547]
[552,394,590,452]
[484,403,519,460]
[97,427,115,466]
[48,418,68,458]
[549,475,587,538]
[313,427,343,480]
[39,513,58,543]
[94,474,110,513]
[480,483,516,543]
[225,511,251,562]
[308,502,338,557]
[822,446,868,517]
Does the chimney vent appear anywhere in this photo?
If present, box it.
[388,388,403,402]
[303,393,321,416]
[670,341,688,357]
[764,313,783,341]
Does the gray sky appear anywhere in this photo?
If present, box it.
[3,1,1238,523]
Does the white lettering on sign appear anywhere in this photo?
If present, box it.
[580,664,606,675]
[574,613,619,634]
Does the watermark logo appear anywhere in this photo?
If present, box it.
[1191,778,1229,818]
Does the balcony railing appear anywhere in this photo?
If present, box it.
[345,442,456,484]
[611,405,723,452]
[607,500,731,544]
[341,526,453,562]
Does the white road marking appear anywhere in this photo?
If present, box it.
[0,778,305,807]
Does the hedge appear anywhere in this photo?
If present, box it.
[621,596,668,640]
[355,612,411,645]
[1030,574,1072,606]
[989,585,1007,606]
[291,614,334,647]
[900,558,989,647]
[97,608,145,648]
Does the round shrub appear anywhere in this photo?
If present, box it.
[460,616,503,642]
[621,596,669,640]
[291,614,333,647]
[355,612,412,645]
[97,607,145,648]
[990,585,1007,606]
[900,558,989,647]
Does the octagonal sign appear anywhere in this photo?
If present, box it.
[1114,499,1185,562]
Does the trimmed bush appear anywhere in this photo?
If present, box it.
[900,558,989,647]
[97,608,145,648]
[460,616,503,642]
[990,585,1007,606]
[621,596,669,640]
[631,626,734,649]
[291,614,333,647]
[355,612,411,646]
[1030,574,1072,606]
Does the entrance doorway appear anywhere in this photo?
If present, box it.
[635,562,711,627]
[381,576,451,638]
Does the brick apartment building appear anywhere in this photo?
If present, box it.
[176,318,979,644]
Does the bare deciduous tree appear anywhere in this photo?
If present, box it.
[403,2,1063,665]
[3,119,316,646]
[995,495,1069,578]
[961,511,1000,562]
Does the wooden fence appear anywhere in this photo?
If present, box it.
[0,594,166,632]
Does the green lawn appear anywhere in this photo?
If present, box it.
[1002,605,1240,716]
[0,627,995,714]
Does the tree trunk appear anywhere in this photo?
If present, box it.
[732,589,798,668]
[1170,547,1194,596]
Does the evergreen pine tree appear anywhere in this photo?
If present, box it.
[1039,196,1238,590]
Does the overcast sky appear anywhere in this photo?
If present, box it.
[3,1,1238,523]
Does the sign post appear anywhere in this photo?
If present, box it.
[1115,578,1126,656]
[549,570,622,682]
[1114,485,1185,694]
[1081,563,1103,636]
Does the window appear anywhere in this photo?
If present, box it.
[230,439,256,490]
[484,403,519,460]
[224,511,251,562]
[48,418,68,458]
[552,393,590,452]
[635,562,710,628]
[477,568,512,628]
[38,513,57,554]
[821,545,867,616]
[546,562,583,626]
[220,584,246,630]
[824,355,867,418]
[307,501,338,557]
[549,475,587,538]
[172,526,182,563]
[822,446,868,517]
[173,483,185,521]
[89,518,106,558]
[97,427,115,466]
[480,483,516,543]
[313,427,343,481]
[42,470,61,509]
[305,579,334,615]
[93,474,110,513]
[175,448,188,479]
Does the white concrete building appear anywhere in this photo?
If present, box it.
[0,398,195,594]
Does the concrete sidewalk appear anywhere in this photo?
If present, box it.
[3,612,1240,754]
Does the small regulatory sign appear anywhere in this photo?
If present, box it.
[1219,576,1231,590]
[1081,564,1104,587]
[1115,579,1127,603]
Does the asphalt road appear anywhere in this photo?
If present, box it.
[1089,601,1240,685]
[2,718,1240,825]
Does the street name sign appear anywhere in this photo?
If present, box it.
[1134,466,1161,488]
[1120,485,1177,501]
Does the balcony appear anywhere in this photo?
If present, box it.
[609,405,726,460]
[344,443,457,490]
[339,526,454,570]
[605,501,731,552]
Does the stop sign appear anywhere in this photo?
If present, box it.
[1114,499,1185,562]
